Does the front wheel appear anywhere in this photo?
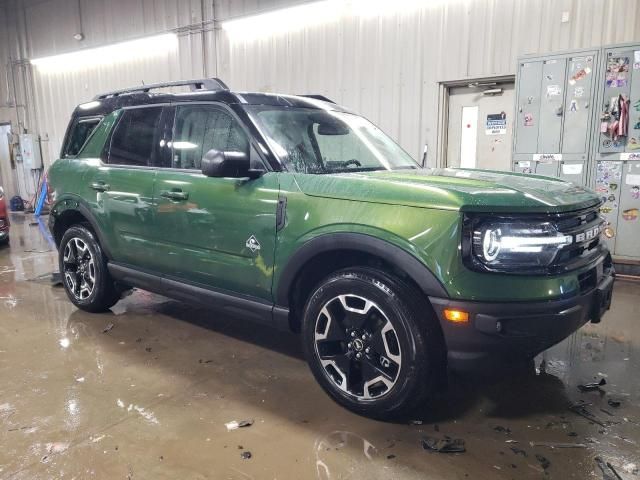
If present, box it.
[59,225,121,312]
[302,268,445,419]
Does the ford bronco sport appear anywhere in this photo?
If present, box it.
[48,78,614,418]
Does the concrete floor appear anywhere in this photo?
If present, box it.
[0,214,639,480]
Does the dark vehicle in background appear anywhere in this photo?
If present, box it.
[0,187,9,245]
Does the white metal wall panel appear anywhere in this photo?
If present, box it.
[217,0,640,159]
[0,0,639,172]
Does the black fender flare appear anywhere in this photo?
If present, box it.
[275,232,449,307]
[51,197,114,259]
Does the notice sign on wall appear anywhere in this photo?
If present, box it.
[486,112,507,135]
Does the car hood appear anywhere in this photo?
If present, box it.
[293,168,600,213]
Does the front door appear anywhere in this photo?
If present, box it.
[85,106,164,270]
[446,81,515,171]
[151,104,278,302]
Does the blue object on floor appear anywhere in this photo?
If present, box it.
[34,178,47,217]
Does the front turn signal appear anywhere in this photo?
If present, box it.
[444,309,469,323]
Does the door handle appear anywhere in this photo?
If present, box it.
[160,190,189,201]
[90,181,110,192]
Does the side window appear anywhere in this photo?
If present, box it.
[172,106,249,170]
[108,107,163,166]
[63,117,101,157]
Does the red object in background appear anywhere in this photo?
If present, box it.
[0,187,9,244]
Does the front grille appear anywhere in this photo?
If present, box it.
[550,205,605,273]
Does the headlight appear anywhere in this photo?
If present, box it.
[462,214,591,274]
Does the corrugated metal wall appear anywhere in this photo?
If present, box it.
[1,0,639,179]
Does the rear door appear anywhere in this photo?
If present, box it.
[150,103,279,302]
[86,105,166,269]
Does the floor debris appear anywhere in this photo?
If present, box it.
[240,451,252,460]
[535,453,551,470]
[225,419,254,431]
[578,378,607,392]
[622,463,638,475]
[493,425,512,434]
[421,436,466,453]
[569,401,609,427]
[607,462,624,480]
[595,456,619,480]
[510,446,528,457]
[529,441,586,449]
[102,323,115,333]
[607,399,622,408]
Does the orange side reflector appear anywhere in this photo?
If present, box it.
[444,309,469,323]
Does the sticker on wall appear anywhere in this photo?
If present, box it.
[634,119,640,129]
[485,112,507,135]
[574,86,585,98]
[546,85,561,97]
[569,67,591,85]
[609,183,618,191]
[622,208,639,221]
[631,185,640,200]
[629,138,640,150]
[606,56,629,87]
[569,99,579,112]
[524,113,534,126]
[603,225,615,238]
[635,51,640,63]
[600,206,613,214]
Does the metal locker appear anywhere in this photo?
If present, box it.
[598,50,634,154]
[562,55,595,153]
[614,161,640,257]
[539,59,567,153]
[595,161,623,252]
[535,159,560,177]
[515,61,542,154]
[627,51,640,153]
[559,161,586,185]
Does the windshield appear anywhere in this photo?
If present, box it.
[246,107,418,174]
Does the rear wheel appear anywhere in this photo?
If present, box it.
[59,225,120,312]
[302,267,444,419]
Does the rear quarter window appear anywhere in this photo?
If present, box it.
[62,117,102,157]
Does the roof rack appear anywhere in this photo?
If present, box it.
[93,78,229,100]
[300,94,336,104]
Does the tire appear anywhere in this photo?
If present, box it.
[59,225,121,312]
[302,267,445,419]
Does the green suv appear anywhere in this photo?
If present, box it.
[49,78,614,418]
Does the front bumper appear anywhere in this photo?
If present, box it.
[429,267,614,373]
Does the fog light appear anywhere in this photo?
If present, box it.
[444,309,469,323]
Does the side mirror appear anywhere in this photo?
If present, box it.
[201,149,261,178]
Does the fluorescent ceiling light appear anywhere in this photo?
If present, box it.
[31,33,178,73]
[222,0,342,39]
[221,0,444,39]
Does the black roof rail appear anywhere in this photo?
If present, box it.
[299,94,336,104]
[93,78,229,100]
